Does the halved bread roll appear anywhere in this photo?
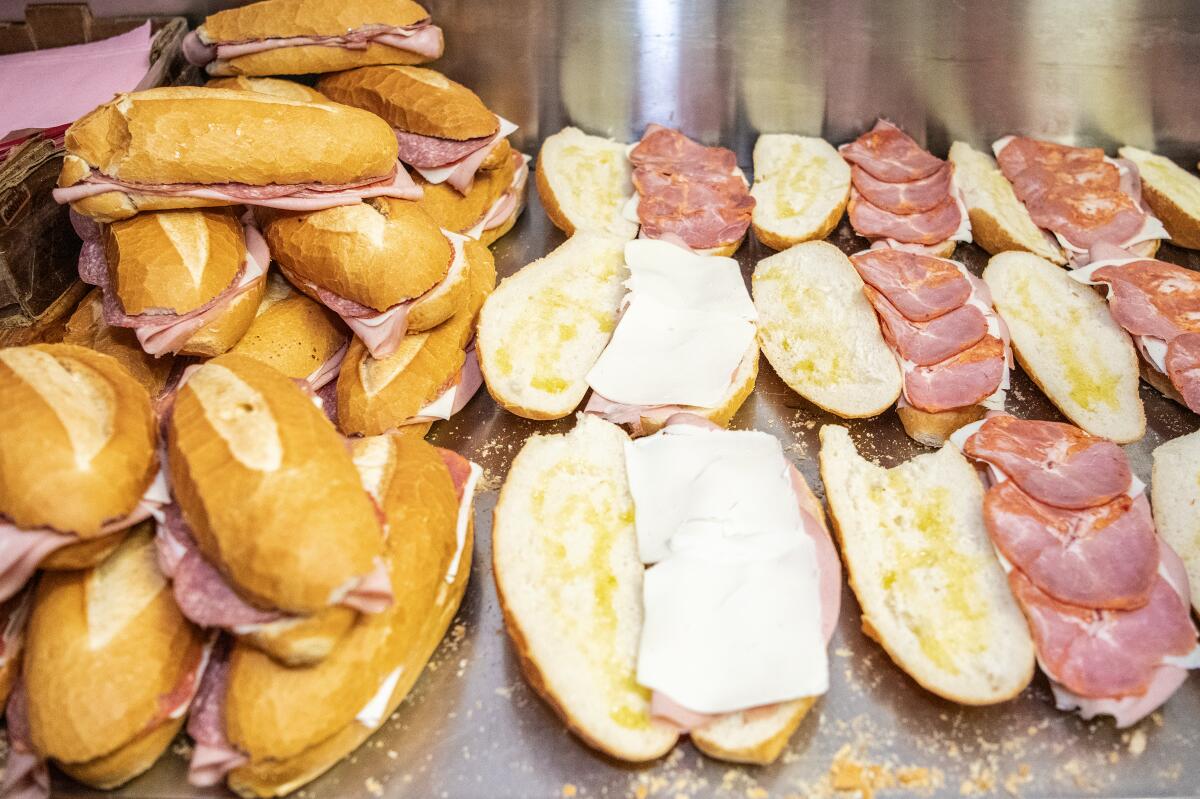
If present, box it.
[948,142,1066,264]
[536,127,638,239]
[477,233,629,419]
[1119,146,1200,250]
[752,241,901,417]
[1151,430,1200,615]
[983,251,1144,443]
[818,424,1035,704]
[750,135,850,250]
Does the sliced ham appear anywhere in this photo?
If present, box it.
[331,558,393,614]
[1165,332,1200,412]
[630,124,739,175]
[1051,662,1190,729]
[984,481,1158,610]
[413,117,519,195]
[901,334,1006,413]
[839,119,945,183]
[850,162,953,214]
[186,640,248,787]
[1090,259,1200,341]
[183,21,444,68]
[864,285,987,366]
[1,682,49,799]
[465,154,529,239]
[847,189,962,246]
[963,415,1132,510]
[306,340,349,391]
[850,249,973,321]
[404,344,483,425]
[54,163,422,210]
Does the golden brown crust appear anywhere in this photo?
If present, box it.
[71,190,235,224]
[534,156,577,236]
[1141,359,1188,407]
[966,206,1053,262]
[212,40,436,77]
[897,404,987,448]
[168,353,384,613]
[1141,182,1200,250]
[317,66,496,139]
[264,199,452,311]
[0,344,156,536]
[63,289,174,396]
[205,76,329,103]
[752,197,845,250]
[691,698,816,765]
[478,178,528,247]
[236,606,357,667]
[38,530,126,570]
[59,716,184,790]
[62,88,398,188]
[178,273,269,358]
[415,157,514,234]
[204,0,431,43]
[232,279,349,380]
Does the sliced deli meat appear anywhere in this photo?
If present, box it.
[864,286,988,366]
[185,641,248,787]
[900,334,1006,413]
[851,162,954,214]
[848,190,963,246]
[851,249,973,321]
[1165,333,1200,411]
[413,117,519,194]
[183,20,445,70]
[839,119,945,183]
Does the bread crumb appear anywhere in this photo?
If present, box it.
[1128,729,1147,757]
[1002,764,1032,796]
[364,777,383,797]
[562,784,577,797]
[746,788,768,799]
[829,744,896,799]
[959,760,994,795]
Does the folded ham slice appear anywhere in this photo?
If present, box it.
[306,341,349,392]
[54,162,421,211]
[412,117,519,195]
[404,343,483,426]
[464,154,529,239]
[182,20,444,70]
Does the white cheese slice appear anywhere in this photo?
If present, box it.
[623,425,803,564]
[356,666,404,728]
[624,239,756,319]
[636,530,828,714]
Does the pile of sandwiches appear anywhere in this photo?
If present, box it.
[0,0,530,795]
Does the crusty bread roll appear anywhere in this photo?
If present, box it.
[205,76,328,103]
[62,289,174,396]
[231,274,349,381]
[337,239,495,436]
[318,65,498,139]
[818,424,1035,704]
[199,0,438,77]
[536,127,638,239]
[178,276,270,358]
[263,199,454,313]
[1119,146,1200,250]
[752,241,901,418]
[59,88,399,221]
[948,142,1066,264]
[493,415,679,762]
[896,404,987,448]
[0,344,156,538]
[416,155,515,234]
[750,134,850,250]
[25,526,207,789]
[983,251,1145,443]
[223,435,473,797]
[168,353,386,615]
[477,233,629,420]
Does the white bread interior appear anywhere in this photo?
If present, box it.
[948,142,1066,264]
[750,134,850,250]
[535,127,638,239]
[752,241,901,417]
[983,251,1145,443]
[1119,145,1200,250]
[477,233,629,419]
[1151,430,1200,615]
[493,414,679,762]
[818,424,1035,705]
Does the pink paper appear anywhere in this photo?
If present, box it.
[0,22,152,142]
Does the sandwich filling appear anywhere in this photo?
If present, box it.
[403,117,519,195]
[464,153,530,239]
[183,20,444,73]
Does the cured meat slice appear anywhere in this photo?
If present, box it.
[1092,259,1200,341]
[183,21,444,67]
[864,286,987,366]
[848,190,962,246]
[1,682,49,799]
[996,138,1111,189]
[186,640,248,787]
[963,415,1131,510]
[394,130,492,169]
[1165,332,1200,413]
[630,124,738,176]
[850,249,972,322]
[850,162,953,214]
[1023,184,1145,250]
[839,119,945,182]
[1010,569,1197,699]
[984,481,1158,610]
[901,334,1005,413]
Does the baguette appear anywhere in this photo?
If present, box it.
[205,76,328,103]
[983,251,1145,442]
[818,424,1035,704]
[536,127,638,239]
[1151,430,1200,615]
[1118,146,1200,250]
[24,526,207,788]
[231,273,349,382]
[752,241,901,417]
[750,134,850,250]
[415,155,515,234]
[948,141,1066,264]
[477,233,629,419]
[62,289,174,396]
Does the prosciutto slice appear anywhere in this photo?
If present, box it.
[839,119,945,182]
[1091,259,1200,341]
[186,640,248,787]
[850,249,972,321]
[851,162,954,214]
[183,20,444,69]
[984,481,1158,610]
[848,189,962,246]
[54,163,422,210]
[963,415,1131,510]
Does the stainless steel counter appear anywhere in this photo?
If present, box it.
[24,1,1200,796]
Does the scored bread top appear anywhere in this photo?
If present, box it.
[62,87,398,187]
[167,353,385,613]
[0,344,156,536]
[231,274,348,380]
[63,289,174,396]
[264,199,453,311]
[226,435,458,761]
[203,0,431,42]
[318,66,497,140]
[25,526,206,764]
[204,76,329,104]
[106,207,246,316]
